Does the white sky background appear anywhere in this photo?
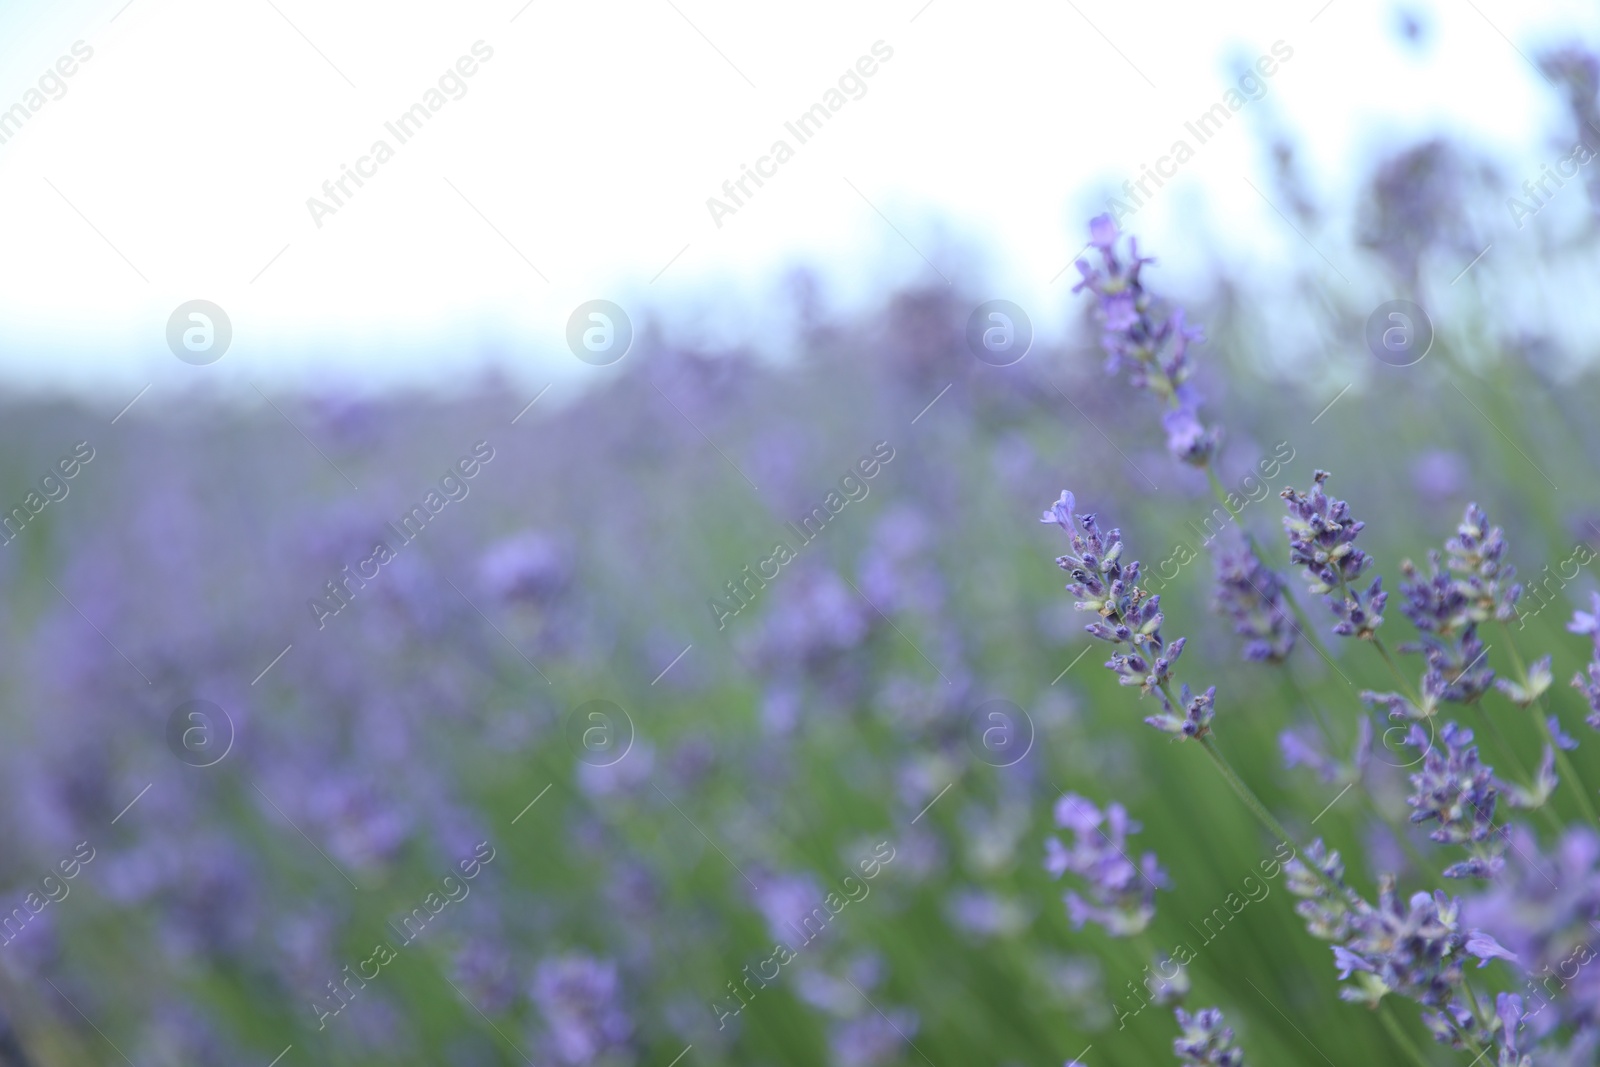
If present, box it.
[0,0,1594,402]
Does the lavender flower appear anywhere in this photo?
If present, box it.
[1172,1006,1244,1067]
[1568,593,1600,729]
[1213,531,1296,663]
[530,954,634,1066]
[1282,471,1387,639]
[1398,543,1496,704]
[1403,722,1507,878]
[829,1009,919,1067]
[1280,718,1372,786]
[1283,840,1358,941]
[1442,505,1523,625]
[1045,793,1167,936]
[1495,993,1532,1067]
[1321,874,1514,1050]
[1072,216,1219,466]
[1041,492,1168,687]
[1284,843,1516,1042]
[453,939,518,1015]
[1043,490,1213,736]
[1464,825,1600,1039]
[1280,728,1342,784]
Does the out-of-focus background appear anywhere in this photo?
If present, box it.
[4,1,1600,1065]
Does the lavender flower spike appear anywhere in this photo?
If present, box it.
[1213,529,1296,663]
[1043,490,1213,736]
[1282,470,1387,639]
[1072,216,1219,466]
[1172,1007,1244,1067]
[1403,722,1507,879]
[1567,592,1600,730]
[1045,793,1167,937]
[1443,504,1522,625]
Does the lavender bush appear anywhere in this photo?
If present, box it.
[3,35,1600,1067]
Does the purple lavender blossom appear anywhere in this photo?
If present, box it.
[530,954,634,1066]
[1325,874,1514,1050]
[1464,826,1600,1041]
[1212,530,1296,663]
[1045,793,1167,936]
[944,888,1030,938]
[1282,471,1387,639]
[1172,1006,1244,1067]
[1162,403,1222,468]
[1072,216,1219,466]
[1410,449,1468,503]
[454,939,519,1015]
[1043,490,1214,736]
[1495,993,1531,1067]
[829,1008,919,1067]
[1280,728,1341,783]
[478,531,572,603]
[1441,505,1522,625]
[1284,842,1516,1047]
[1283,840,1357,940]
[1403,722,1506,878]
[1568,593,1600,729]
[1280,718,1372,785]
[1397,531,1500,705]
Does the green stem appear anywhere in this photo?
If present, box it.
[1467,696,1536,785]
[1377,1004,1435,1067]
[1371,637,1423,708]
[1190,730,1341,897]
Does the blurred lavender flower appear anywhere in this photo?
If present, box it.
[1162,404,1221,468]
[1356,139,1484,288]
[1567,593,1600,729]
[829,1008,919,1067]
[1397,513,1509,707]
[1441,505,1522,625]
[751,871,827,944]
[745,566,874,675]
[1495,993,1532,1067]
[1465,826,1600,1044]
[1284,842,1516,1051]
[1043,491,1212,737]
[1280,718,1372,786]
[1402,722,1507,878]
[944,888,1031,938]
[478,531,573,603]
[1539,45,1600,214]
[1172,1006,1244,1067]
[795,954,885,1016]
[1212,530,1296,663]
[1045,793,1167,936]
[1282,471,1386,639]
[1072,216,1219,466]
[454,939,519,1015]
[1280,728,1341,784]
[530,954,634,1067]
[1410,449,1468,504]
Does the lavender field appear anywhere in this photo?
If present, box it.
[9,11,1600,1067]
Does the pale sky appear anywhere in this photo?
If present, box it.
[0,0,1594,401]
